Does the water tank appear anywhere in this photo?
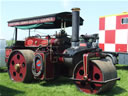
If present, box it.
[0,39,6,67]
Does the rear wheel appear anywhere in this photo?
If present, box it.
[73,59,117,94]
[8,50,34,83]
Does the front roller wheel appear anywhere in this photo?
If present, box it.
[8,50,34,83]
[73,59,117,94]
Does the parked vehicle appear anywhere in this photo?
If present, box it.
[6,8,119,94]
[99,12,128,65]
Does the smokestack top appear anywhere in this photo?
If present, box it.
[71,8,80,11]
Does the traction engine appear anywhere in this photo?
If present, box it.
[6,8,119,94]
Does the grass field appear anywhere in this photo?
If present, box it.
[0,65,128,96]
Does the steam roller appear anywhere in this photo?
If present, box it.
[7,50,34,83]
[6,7,120,94]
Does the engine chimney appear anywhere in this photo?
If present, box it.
[71,8,80,47]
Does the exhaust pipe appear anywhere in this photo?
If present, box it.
[71,8,80,47]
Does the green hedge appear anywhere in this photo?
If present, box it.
[6,40,14,46]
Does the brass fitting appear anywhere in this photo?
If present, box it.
[71,8,80,11]
[15,64,20,73]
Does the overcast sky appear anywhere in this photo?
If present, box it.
[0,0,128,40]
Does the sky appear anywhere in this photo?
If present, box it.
[0,0,128,40]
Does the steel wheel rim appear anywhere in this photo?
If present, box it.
[9,52,26,82]
[74,62,103,94]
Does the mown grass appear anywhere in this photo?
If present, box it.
[0,64,128,96]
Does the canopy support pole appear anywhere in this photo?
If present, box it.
[15,28,17,42]
[29,29,30,37]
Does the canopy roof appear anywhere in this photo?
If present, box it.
[8,12,84,29]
